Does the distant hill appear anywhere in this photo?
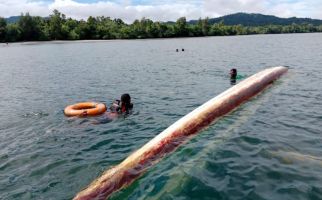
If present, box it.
[5,13,322,26]
[4,16,50,23]
[5,16,20,23]
[189,13,322,26]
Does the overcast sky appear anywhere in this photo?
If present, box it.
[1,0,322,23]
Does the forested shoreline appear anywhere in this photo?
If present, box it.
[1,10,322,43]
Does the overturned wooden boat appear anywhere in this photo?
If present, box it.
[74,66,288,200]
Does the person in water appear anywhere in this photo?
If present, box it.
[110,93,133,114]
[230,68,246,85]
[230,68,239,85]
[230,68,237,79]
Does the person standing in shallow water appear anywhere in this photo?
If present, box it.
[110,93,133,114]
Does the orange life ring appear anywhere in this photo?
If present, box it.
[64,102,107,117]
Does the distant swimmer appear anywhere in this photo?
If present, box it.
[182,48,185,51]
[230,68,246,85]
[230,68,237,79]
[230,68,246,79]
[176,49,179,52]
[110,93,133,114]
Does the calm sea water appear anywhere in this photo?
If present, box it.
[0,34,322,200]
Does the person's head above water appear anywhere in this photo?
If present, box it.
[120,93,133,113]
[109,93,133,114]
[230,68,237,79]
[121,93,131,104]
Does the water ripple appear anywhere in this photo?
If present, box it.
[1,34,322,200]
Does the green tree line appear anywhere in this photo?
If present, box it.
[1,10,322,42]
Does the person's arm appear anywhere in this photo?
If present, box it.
[110,100,120,113]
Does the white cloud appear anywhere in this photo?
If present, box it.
[46,0,202,22]
[0,0,321,22]
[202,0,322,19]
[0,0,50,17]
[202,0,266,17]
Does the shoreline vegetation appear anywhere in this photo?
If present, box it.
[1,10,322,43]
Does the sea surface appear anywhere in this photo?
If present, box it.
[0,33,321,200]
